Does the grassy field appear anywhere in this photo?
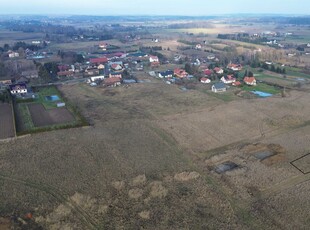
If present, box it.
[33,86,64,109]
[241,83,281,94]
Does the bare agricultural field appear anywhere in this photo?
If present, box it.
[0,29,45,46]
[28,103,75,127]
[0,80,310,229]
[0,103,15,140]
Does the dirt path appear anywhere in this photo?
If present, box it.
[260,173,310,198]
[0,173,99,229]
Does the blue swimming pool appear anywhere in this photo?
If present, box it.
[251,91,273,97]
[45,95,60,101]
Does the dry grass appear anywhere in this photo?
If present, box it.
[0,79,309,229]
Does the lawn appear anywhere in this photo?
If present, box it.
[34,86,64,109]
[241,83,280,94]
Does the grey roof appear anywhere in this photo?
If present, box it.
[213,82,226,89]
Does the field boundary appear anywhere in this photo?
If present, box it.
[290,153,310,174]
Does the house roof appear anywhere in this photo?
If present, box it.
[204,69,212,76]
[174,68,188,76]
[213,82,226,89]
[90,57,108,64]
[104,77,121,84]
[160,70,174,76]
[244,76,256,83]
[200,77,210,82]
[214,67,223,72]
[9,83,27,91]
[57,71,74,76]
[232,81,242,86]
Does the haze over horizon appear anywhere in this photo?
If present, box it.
[1,0,310,16]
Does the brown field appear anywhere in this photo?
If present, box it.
[0,76,309,229]
[28,103,75,127]
[0,29,45,46]
[0,103,15,140]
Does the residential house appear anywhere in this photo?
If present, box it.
[174,68,188,78]
[8,51,19,58]
[110,63,124,72]
[204,69,213,76]
[104,77,121,87]
[85,67,100,76]
[158,70,174,78]
[227,63,242,71]
[232,81,242,86]
[90,57,108,65]
[244,76,257,86]
[195,44,202,49]
[221,75,236,84]
[109,72,122,78]
[200,77,211,84]
[9,83,27,95]
[57,71,74,78]
[149,55,159,63]
[0,79,12,85]
[214,67,224,74]
[58,65,70,72]
[99,42,108,50]
[90,76,105,82]
[211,83,226,93]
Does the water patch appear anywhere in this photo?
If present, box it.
[45,95,60,101]
[254,151,274,160]
[215,161,239,174]
[251,90,273,97]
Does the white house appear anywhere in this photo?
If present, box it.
[149,55,159,63]
[212,83,226,93]
[221,75,236,84]
[90,76,105,82]
[195,44,202,49]
[200,77,211,84]
[9,83,27,95]
[8,51,19,58]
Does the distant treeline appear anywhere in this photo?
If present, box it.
[217,33,268,44]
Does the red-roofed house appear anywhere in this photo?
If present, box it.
[90,57,108,65]
[232,81,242,86]
[244,76,257,86]
[111,63,123,71]
[221,75,236,84]
[214,67,224,74]
[200,77,211,84]
[174,68,188,78]
[57,71,74,78]
[204,69,213,76]
[227,63,242,71]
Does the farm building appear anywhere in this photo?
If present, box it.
[212,83,226,93]
[9,83,27,95]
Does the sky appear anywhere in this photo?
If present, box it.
[0,0,309,16]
